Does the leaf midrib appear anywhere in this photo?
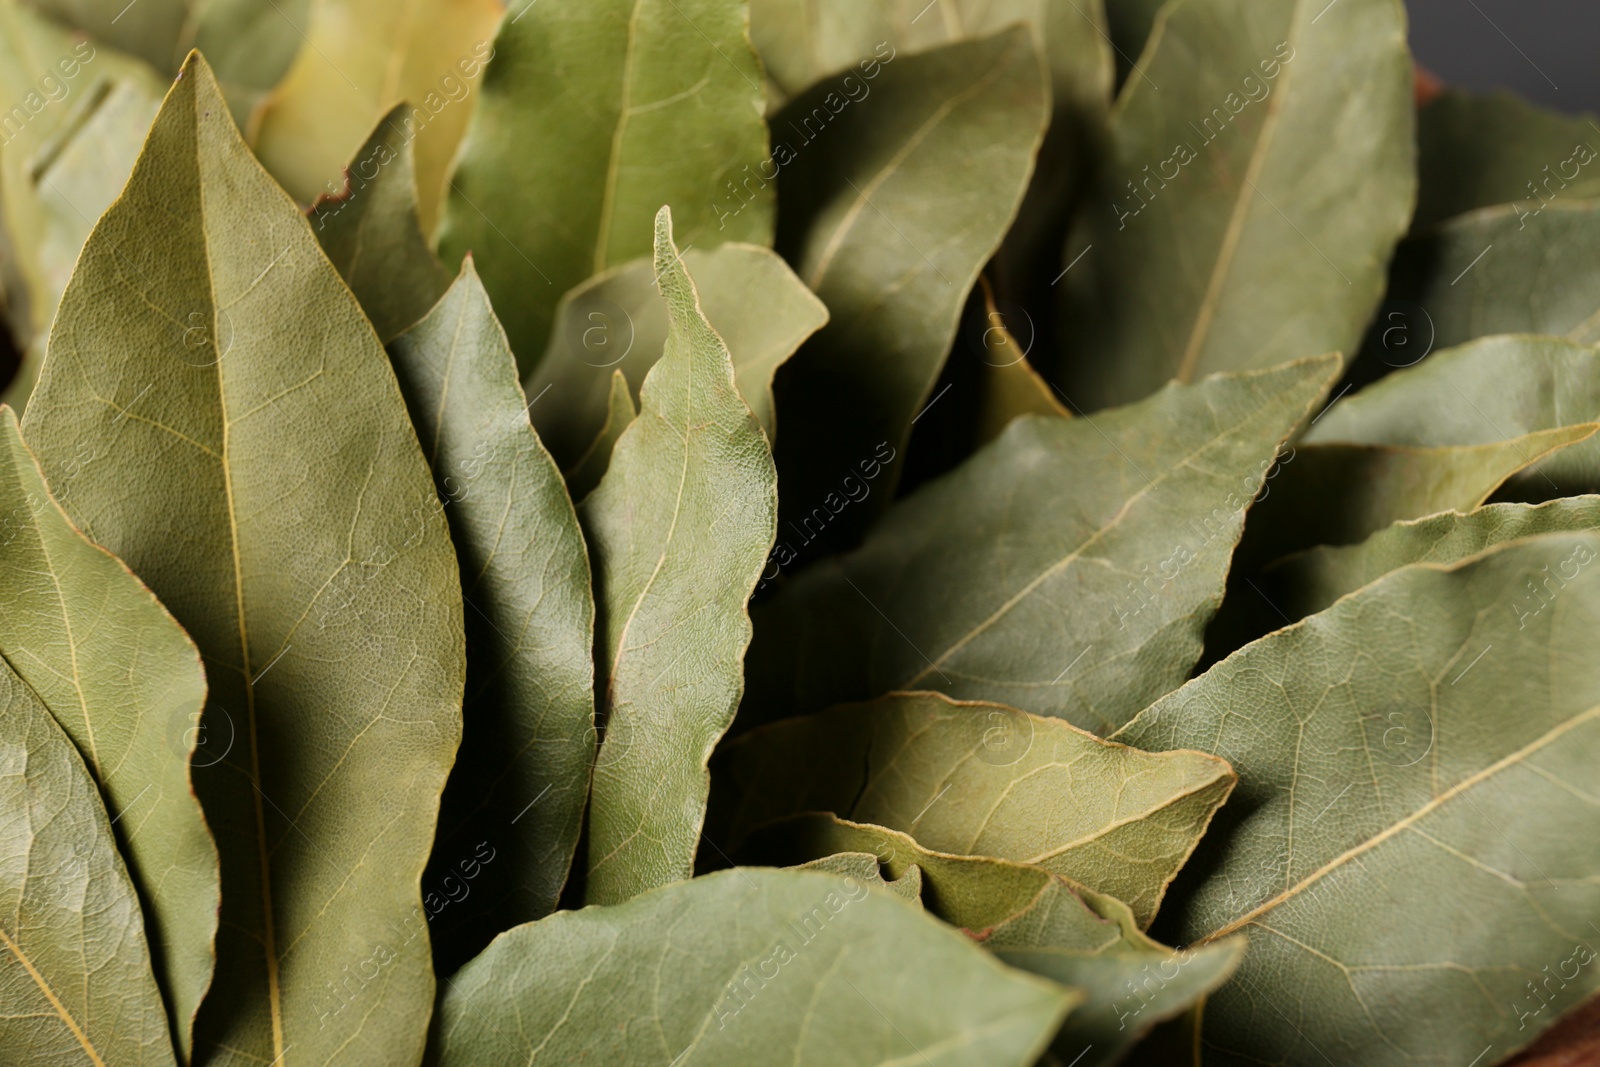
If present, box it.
[0,921,107,1067]
[1199,703,1600,944]
[593,0,648,276]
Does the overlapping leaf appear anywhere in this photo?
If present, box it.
[389,260,595,975]
[742,813,1244,1066]
[0,409,216,1056]
[1415,90,1600,230]
[527,243,826,469]
[580,209,777,906]
[1269,496,1600,623]
[1120,531,1600,1065]
[312,106,449,343]
[971,276,1069,444]
[0,656,176,1065]
[427,867,1076,1066]
[1372,205,1600,371]
[251,0,502,231]
[710,692,1236,926]
[1057,0,1414,409]
[21,54,465,1067]
[1309,335,1600,494]
[744,357,1336,735]
[439,0,772,365]
[769,26,1049,553]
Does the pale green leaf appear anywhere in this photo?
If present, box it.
[743,813,1244,1067]
[439,0,772,366]
[0,408,216,1057]
[427,868,1076,1067]
[1240,425,1597,560]
[1119,531,1600,1065]
[0,658,176,1066]
[1416,90,1600,230]
[1269,496,1600,623]
[972,276,1069,445]
[743,357,1337,736]
[564,368,636,501]
[389,259,596,974]
[21,0,306,123]
[580,208,777,906]
[1376,205,1600,365]
[709,691,1237,927]
[20,54,465,1066]
[250,0,502,233]
[311,105,449,343]
[1308,335,1600,495]
[770,27,1049,552]
[795,848,924,903]
[1057,0,1414,409]
[527,243,827,470]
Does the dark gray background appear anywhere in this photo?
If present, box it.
[1407,0,1600,114]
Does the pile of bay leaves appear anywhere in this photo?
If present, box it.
[0,0,1597,1064]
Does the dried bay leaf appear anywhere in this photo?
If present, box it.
[744,357,1336,735]
[312,106,449,343]
[389,260,596,975]
[709,692,1236,927]
[21,54,465,1067]
[439,0,772,365]
[1057,0,1414,409]
[0,658,177,1065]
[580,209,777,906]
[0,409,216,1057]
[428,868,1076,1067]
[1120,531,1600,1065]
[769,27,1050,553]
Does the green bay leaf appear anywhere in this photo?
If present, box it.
[0,408,216,1057]
[20,53,465,1067]
[743,813,1244,1067]
[0,658,177,1065]
[1057,0,1414,409]
[389,259,596,975]
[528,242,827,472]
[580,208,777,906]
[710,691,1236,927]
[744,357,1336,735]
[1416,90,1600,230]
[439,0,772,366]
[428,867,1075,1067]
[769,26,1049,553]
[1120,531,1600,1065]
[312,106,450,344]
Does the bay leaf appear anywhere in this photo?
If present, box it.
[20,54,465,1067]
[438,0,772,366]
[389,259,595,975]
[1238,425,1598,561]
[311,105,449,343]
[0,408,216,1057]
[250,0,502,234]
[564,369,636,501]
[0,657,176,1065]
[1415,89,1600,231]
[20,0,306,122]
[769,26,1049,552]
[1369,205,1600,379]
[743,356,1337,736]
[1269,496,1600,624]
[708,691,1237,927]
[527,242,826,469]
[0,1,165,407]
[1056,0,1414,410]
[1308,335,1600,495]
[580,208,777,906]
[1119,531,1600,1065]
[427,867,1076,1067]
[743,812,1245,1067]
[1102,0,1167,86]
[972,275,1070,445]
[796,849,924,903]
